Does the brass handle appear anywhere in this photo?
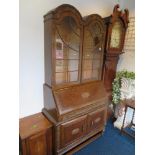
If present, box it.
[72,128,80,135]
[94,117,101,123]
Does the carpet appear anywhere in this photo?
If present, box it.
[74,120,135,155]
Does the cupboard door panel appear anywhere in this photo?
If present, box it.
[88,108,106,131]
[60,115,87,147]
[27,131,47,155]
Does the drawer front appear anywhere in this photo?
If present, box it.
[60,115,87,147]
[27,131,47,155]
[88,108,106,131]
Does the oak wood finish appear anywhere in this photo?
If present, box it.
[43,4,108,155]
[60,115,87,148]
[19,113,53,155]
[43,4,128,155]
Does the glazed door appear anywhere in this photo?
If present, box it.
[108,19,126,53]
[82,15,106,82]
[54,15,83,85]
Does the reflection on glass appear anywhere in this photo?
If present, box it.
[68,60,79,71]
[55,60,67,72]
[93,60,100,69]
[69,71,78,82]
[92,69,99,79]
[110,21,122,48]
[68,49,79,59]
[83,60,93,70]
[83,70,92,80]
[55,16,80,84]
[56,72,67,84]
[82,21,103,81]
[56,16,80,51]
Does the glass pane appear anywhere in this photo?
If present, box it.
[68,71,78,82]
[92,69,99,79]
[83,30,94,57]
[83,70,92,80]
[68,60,79,71]
[82,21,103,82]
[55,37,67,59]
[55,60,67,72]
[110,21,122,48]
[55,72,67,84]
[91,23,102,37]
[83,52,93,59]
[68,49,79,59]
[93,59,101,69]
[83,59,93,70]
[93,51,102,59]
[54,16,81,85]
[56,16,80,51]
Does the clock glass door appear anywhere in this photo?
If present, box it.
[110,21,123,48]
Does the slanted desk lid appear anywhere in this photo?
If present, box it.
[53,81,108,116]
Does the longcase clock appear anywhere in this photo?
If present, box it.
[103,4,129,97]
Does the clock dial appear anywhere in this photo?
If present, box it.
[110,21,122,48]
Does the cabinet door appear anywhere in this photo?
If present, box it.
[87,108,106,132]
[27,131,47,155]
[60,115,87,147]
[54,16,82,85]
[82,15,106,82]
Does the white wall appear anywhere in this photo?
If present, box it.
[20,0,134,118]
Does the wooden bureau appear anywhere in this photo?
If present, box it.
[43,81,108,155]
[42,4,128,155]
[19,113,53,155]
[42,4,109,155]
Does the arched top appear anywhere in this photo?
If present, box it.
[44,4,83,24]
[83,14,104,27]
[111,4,129,28]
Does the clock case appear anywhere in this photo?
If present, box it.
[104,4,129,54]
[103,4,129,94]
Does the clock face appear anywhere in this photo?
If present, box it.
[110,21,122,48]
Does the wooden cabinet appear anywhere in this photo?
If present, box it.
[44,4,106,87]
[60,115,87,147]
[19,113,53,155]
[27,131,48,155]
[42,4,128,155]
[43,81,108,155]
[59,108,107,149]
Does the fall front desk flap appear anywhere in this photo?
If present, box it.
[53,81,108,116]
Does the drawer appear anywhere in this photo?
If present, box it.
[87,108,106,131]
[60,115,87,147]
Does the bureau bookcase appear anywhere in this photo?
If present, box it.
[42,4,129,155]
